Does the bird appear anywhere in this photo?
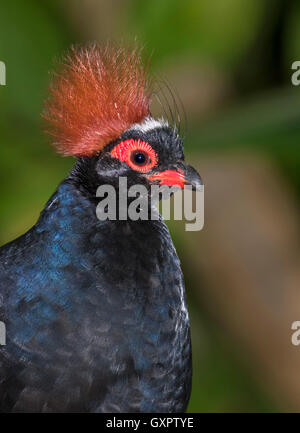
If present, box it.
[0,43,202,413]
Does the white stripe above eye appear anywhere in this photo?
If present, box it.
[128,116,169,133]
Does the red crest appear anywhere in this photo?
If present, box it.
[43,43,151,157]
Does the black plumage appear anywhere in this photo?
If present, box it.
[0,46,202,413]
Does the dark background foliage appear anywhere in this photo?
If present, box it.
[1,0,300,412]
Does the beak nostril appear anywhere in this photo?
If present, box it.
[147,164,202,190]
[147,170,186,188]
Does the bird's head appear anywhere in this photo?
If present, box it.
[43,43,202,200]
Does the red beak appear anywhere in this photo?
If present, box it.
[147,169,186,188]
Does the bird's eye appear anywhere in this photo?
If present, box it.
[111,138,158,172]
[131,151,149,166]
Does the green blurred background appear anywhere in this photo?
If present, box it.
[2,0,300,412]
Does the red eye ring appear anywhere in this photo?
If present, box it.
[111,138,158,172]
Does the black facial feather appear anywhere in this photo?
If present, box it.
[68,126,185,198]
